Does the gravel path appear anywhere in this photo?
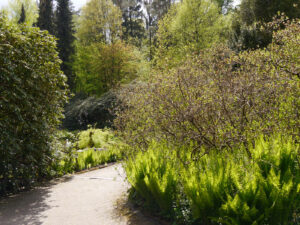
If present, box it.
[0,164,162,225]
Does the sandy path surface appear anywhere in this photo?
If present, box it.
[0,164,162,225]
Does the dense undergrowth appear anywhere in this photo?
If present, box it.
[119,19,300,225]
[49,128,124,176]
[126,136,300,225]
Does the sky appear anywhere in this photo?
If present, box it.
[0,0,88,10]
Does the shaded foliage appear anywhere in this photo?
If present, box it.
[18,4,26,24]
[0,18,68,195]
[55,0,75,90]
[62,91,118,131]
[36,0,54,34]
[230,0,300,50]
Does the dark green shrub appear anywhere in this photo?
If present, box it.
[0,18,68,195]
[62,91,118,130]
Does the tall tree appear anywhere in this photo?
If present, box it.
[215,0,234,13]
[7,0,38,25]
[229,0,300,51]
[18,4,26,24]
[78,0,122,45]
[55,0,75,90]
[155,0,230,68]
[74,0,142,95]
[143,0,176,59]
[37,0,54,34]
[240,0,300,25]
[113,0,145,46]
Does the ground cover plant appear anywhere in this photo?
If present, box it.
[125,136,300,225]
[50,128,124,176]
[117,18,300,224]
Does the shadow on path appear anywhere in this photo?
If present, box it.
[0,177,73,225]
[114,195,170,225]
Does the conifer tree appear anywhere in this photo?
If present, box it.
[7,0,38,26]
[55,0,75,90]
[37,0,54,34]
[18,4,26,24]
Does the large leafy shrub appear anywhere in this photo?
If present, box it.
[116,19,300,155]
[0,18,68,195]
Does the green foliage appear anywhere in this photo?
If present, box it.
[77,0,122,45]
[50,130,78,175]
[0,17,68,195]
[126,141,179,217]
[75,147,123,171]
[125,136,300,224]
[50,128,124,175]
[6,0,38,26]
[116,20,300,153]
[73,0,146,96]
[154,0,231,68]
[74,40,144,96]
[77,128,120,149]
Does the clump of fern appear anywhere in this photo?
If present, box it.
[125,135,300,224]
[125,141,179,217]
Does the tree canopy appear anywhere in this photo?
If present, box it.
[7,0,38,26]
[155,0,231,68]
[77,0,122,45]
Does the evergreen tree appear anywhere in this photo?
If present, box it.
[37,0,54,34]
[240,0,300,25]
[55,0,75,90]
[230,0,300,51]
[18,4,26,24]
[113,0,145,46]
[122,4,145,42]
[7,0,38,26]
